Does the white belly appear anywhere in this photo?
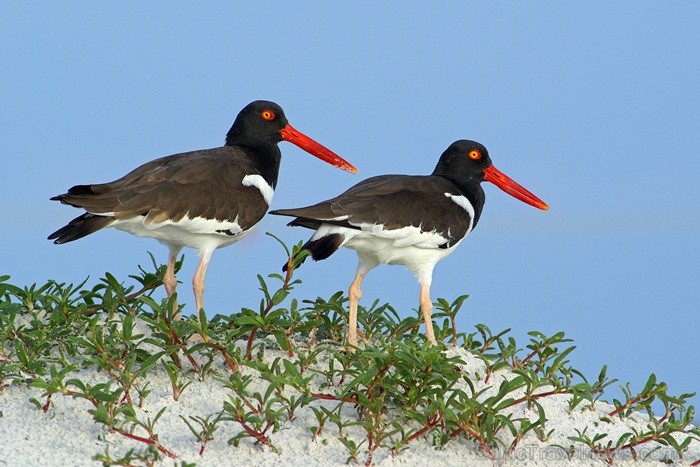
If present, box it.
[328,225,463,284]
[112,215,250,254]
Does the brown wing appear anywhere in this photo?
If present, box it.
[271,175,473,247]
[53,147,269,231]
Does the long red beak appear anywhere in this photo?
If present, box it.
[483,165,549,210]
[279,124,358,174]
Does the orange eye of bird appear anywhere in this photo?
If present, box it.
[261,110,276,121]
[468,149,481,160]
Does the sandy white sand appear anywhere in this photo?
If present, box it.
[1,341,698,466]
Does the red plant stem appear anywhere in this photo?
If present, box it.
[520,346,542,366]
[480,337,495,354]
[203,341,237,372]
[80,283,159,316]
[404,414,441,444]
[92,346,134,405]
[608,393,651,417]
[391,321,420,340]
[365,413,383,467]
[237,416,274,448]
[590,428,693,462]
[244,328,258,360]
[618,427,689,452]
[450,423,495,460]
[245,260,294,359]
[113,427,176,459]
[284,331,295,358]
[97,347,123,375]
[199,441,209,456]
[656,408,671,425]
[690,458,700,466]
[169,331,203,374]
[309,392,357,403]
[510,434,523,454]
[503,388,567,410]
[61,389,175,458]
[63,390,99,407]
[618,436,657,451]
[233,390,262,415]
[42,394,52,413]
[244,304,273,359]
[365,440,375,466]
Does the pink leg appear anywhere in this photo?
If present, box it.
[419,281,437,345]
[347,270,366,347]
[164,246,182,319]
[192,255,210,315]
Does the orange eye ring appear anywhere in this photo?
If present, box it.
[261,110,276,121]
[468,149,481,160]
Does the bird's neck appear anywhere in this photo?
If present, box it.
[432,167,486,228]
[459,181,485,228]
[229,141,282,189]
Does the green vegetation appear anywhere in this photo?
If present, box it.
[1,236,698,466]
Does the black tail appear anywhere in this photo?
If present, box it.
[50,184,97,205]
[283,233,345,272]
[48,213,114,244]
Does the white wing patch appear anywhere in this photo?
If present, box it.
[444,192,475,235]
[311,222,448,250]
[242,174,274,205]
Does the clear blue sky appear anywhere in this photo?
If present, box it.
[2,4,699,414]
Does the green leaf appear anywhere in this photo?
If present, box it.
[265,232,291,257]
[236,315,266,327]
[642,373,657,394]
[282,359,302,382]
[256,275,271,301]
[270,289,289,306]
[122,314,133,341]
[273,332,289,351]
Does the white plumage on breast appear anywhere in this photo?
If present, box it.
[241,174,274,206]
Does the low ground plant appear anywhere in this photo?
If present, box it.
[1,237,698,466]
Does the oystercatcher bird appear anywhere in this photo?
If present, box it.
[49,100,358,315]
[270,140,548,346]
